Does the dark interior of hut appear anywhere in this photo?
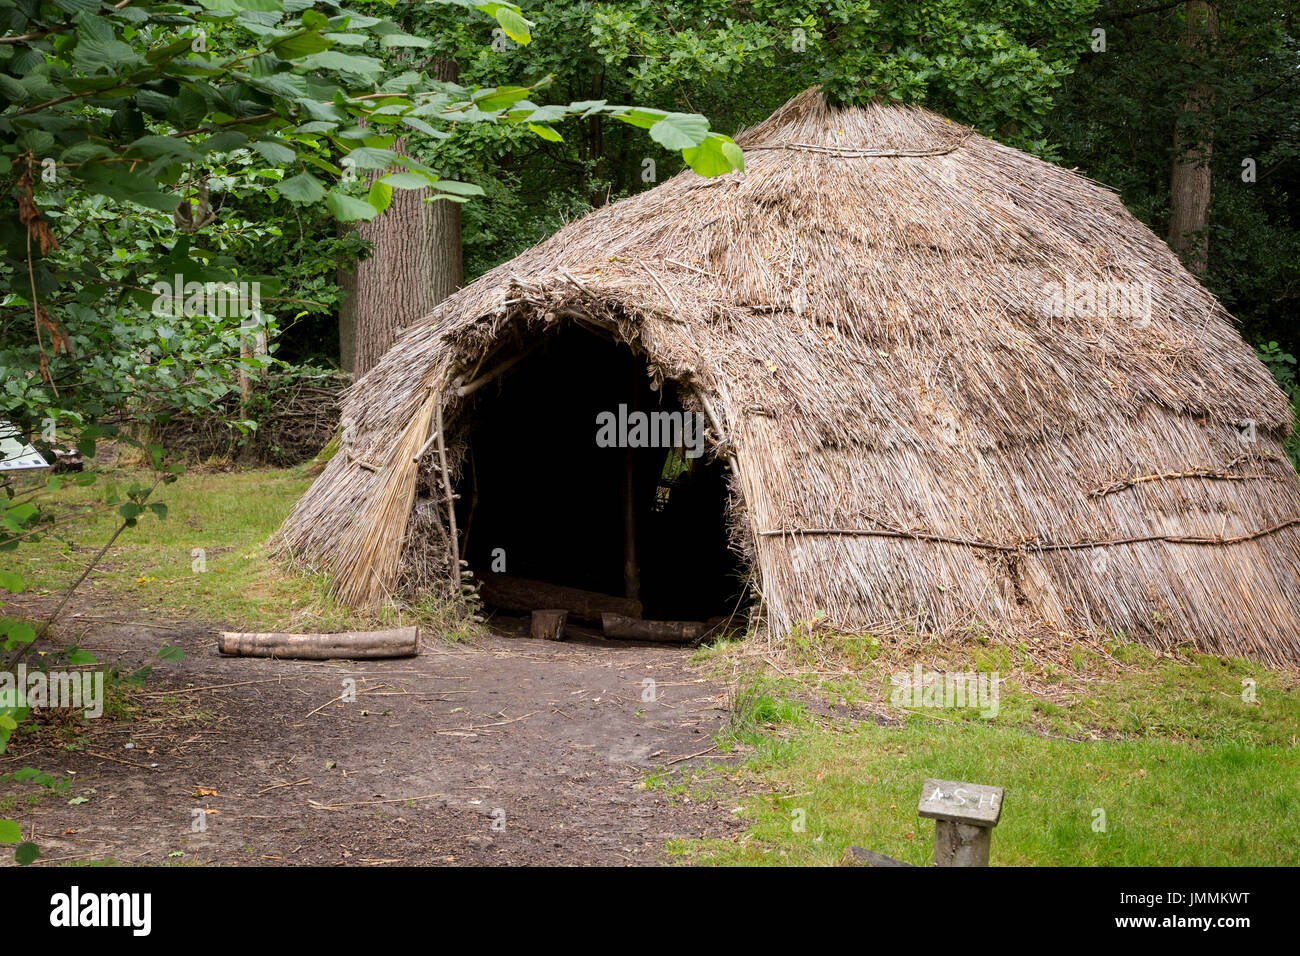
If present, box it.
[453,325,743,624]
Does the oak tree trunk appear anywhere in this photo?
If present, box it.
[338,59,462,376]
[1167,1,1218,276]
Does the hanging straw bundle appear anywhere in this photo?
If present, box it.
[330,388,441,608]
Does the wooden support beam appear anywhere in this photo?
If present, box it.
[456,347,536,398]
[623,367,641,602]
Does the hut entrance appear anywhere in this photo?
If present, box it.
[454,326,743,630]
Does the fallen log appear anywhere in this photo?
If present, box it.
[478,574,642,625]
[218,627,419,660]
[600,614,708,644]
[530,609,568,641]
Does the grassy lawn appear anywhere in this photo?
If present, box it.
[0,462,412,633]
[667,630,1300,866]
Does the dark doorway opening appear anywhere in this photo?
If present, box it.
[454,326,743,622]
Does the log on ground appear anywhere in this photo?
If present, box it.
[479,574,642,625]
[600,614,708,643]
[218,627,419,659]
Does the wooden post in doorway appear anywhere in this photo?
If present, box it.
[622,368,641,601]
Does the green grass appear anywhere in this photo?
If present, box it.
[2,463,470,635]
[672,633,1300,866]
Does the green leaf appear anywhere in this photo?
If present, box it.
[196,0,283,10]
[528,123,563,142]
[65,649,98,666]
[15,842,40,865]
[0,571,25,593]
[367,179,392,215]
[649,112,711,150]
[343,147,399,170]
[611,107,668,131]
[432,180,485,197]
[377,172,434,190]
[683,135,743,177]
[0,74,30,104]
[301,51,383,77]
[721,140,745,172]
[73,14,137,75]
[157,644,185,663]
[382,33,433,48]
[2,621,36,649]
[251,140,296,166]
[278,172,326,204]
[473,86,533,111]
[0,820,19,843]
[495,7,532,45]
[272,31,334,59]
[325,190,378,222]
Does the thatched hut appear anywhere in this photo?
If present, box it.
[276,88,1300,666]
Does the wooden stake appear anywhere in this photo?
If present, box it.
[433,399,461,592]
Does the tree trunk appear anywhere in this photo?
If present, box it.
[338,59,462,376]
[1167,1,1218,275]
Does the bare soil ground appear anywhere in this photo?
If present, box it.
[1,605,742,866]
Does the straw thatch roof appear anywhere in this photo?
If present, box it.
[276,88,1300,666]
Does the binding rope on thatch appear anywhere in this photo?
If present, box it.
[1086,454,1283,497]
[758,515,1300,552]
[330,387,440,608]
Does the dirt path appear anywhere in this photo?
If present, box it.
[1,608,741,866]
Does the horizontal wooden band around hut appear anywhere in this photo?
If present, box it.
[760,516,1300,553]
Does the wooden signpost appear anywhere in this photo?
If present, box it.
[917,778,1004,866]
